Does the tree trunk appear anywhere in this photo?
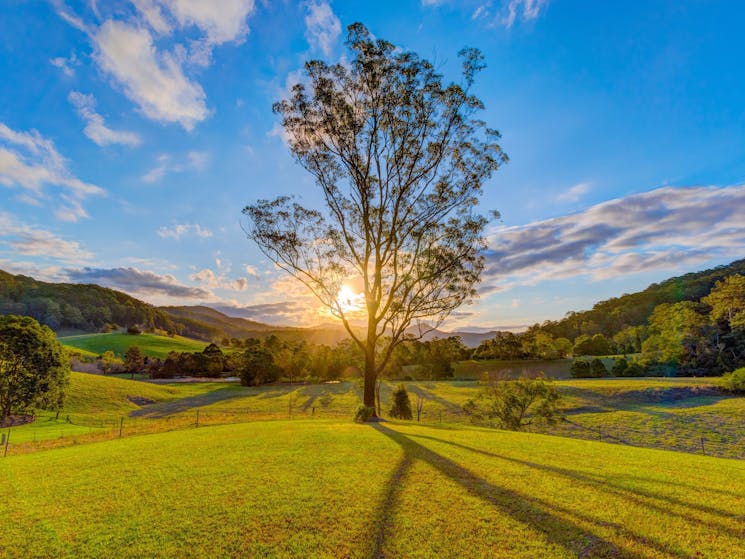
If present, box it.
[363,348,377,415]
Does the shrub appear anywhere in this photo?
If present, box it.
[127,325,142,335]
[389,384,413,419]
[353,405,376,423]
[590,358,608,377]
[612,358,629,376]
[570,359,592,378]
[625,362,645,377]
[721,368,745,393]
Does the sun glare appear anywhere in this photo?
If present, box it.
[337,284,364,314]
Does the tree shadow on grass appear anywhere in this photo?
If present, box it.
[370,424,694,559]
[129,387,247,417]
[407,433,745,539]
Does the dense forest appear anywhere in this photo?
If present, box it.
[474,259,745,375]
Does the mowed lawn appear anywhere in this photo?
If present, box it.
[1,420,745,558]
[60,332,208,358]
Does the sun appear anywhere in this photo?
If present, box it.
[337,284,364,314]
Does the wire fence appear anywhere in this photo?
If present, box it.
[3,401,745,460]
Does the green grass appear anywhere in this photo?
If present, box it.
[60,332,208,358]
[453,358,574,379]
[1,420,744,558]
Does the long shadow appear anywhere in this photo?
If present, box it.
[370,424,691,559]
[130,387,247,417]
[369,453,411,559]
[407,432,745,535]
[404,384,465,415]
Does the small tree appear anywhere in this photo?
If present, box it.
[0,315,70,422]
[463,377,562,431]
[238,344,280,386]
[98,350,122,375]
[389,384,413,420]
[611,357,629,376]
[124,346,144,379]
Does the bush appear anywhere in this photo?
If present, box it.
[590,358,608,377]
[389,384,413,419]
[353,405,376,423]
[721,368,745,393]
[612,358,629,376]
[570,359,592,378]
[625,362,645,377]
[127,325,142,335]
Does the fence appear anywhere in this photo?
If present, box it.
[3,400,745,460]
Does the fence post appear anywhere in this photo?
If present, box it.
[4,428,10,457]
[598,427,602,441]
[119,417,124,439]
[701,437,706,456]
[196,410,200,428]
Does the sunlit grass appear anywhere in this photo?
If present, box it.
[2,420,744,558]
[60,332,207,358]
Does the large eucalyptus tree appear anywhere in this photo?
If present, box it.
[244,23,506,414]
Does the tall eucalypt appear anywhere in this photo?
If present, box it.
[245,23,506,415]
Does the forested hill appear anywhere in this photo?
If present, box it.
[535,258,745,339]
[0,269,178,334]
[0,270,347,344]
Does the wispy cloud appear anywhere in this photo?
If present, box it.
[483,184,745,289]
[556,181,591,203]
[502,0,548,28]
[141,151,209,183]
[304,1,341,57]
[50,53,79,77]
[0,211,93,264]
[66,266,211,299]
[68,91,142,147]
[157,223,213,240]
[0,122,105,221]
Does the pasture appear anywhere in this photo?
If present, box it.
[2,419,745,558]
[59,332,208,358]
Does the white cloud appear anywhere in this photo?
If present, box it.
[163,0,255,44]
[556,181,591,203]
[93,20,209,130]
[0,212,93,264]
[68,91,142,147]
[0,122,105,220]
[483,184,745,290]
[502,0,548,28]
[157,223,213,239]
[244,264,260,278]
[304,1,341,57]
[50,53,79,77]
[141,150,210,183]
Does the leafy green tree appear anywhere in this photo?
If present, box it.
[590,358,608,377]
[389,384,413,420]
[721,367,745,393]
[238,344,280,386]
[703,274,745,329]
[463,377,561,431]
[124,346,144,379]
[611,357,628,376]
[0,315,70,421]
[98,350,122,375]
[244,23,506,415]
[641,302,711,370]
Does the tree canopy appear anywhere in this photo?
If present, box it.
[0,315,70,421]
[245,23,506,413]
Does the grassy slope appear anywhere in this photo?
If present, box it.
[60,332,207,358]
[2,420,745,558]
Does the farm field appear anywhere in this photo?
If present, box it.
[60,332,208,358]
[2,419,745,558]
[5,373,745,461]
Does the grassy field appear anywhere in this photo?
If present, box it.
[2,419,745,558]
[5,373,745,459]
[60,332,208,358]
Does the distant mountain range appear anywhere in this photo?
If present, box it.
[2,257,744,347]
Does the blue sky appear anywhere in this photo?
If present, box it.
[1,0,745,329]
